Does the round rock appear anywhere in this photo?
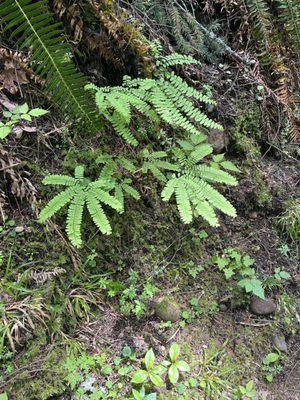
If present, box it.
[272,334,287,352]
[154,297,180,322]
[250,296,276,316]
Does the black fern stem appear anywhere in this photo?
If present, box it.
[0,0,101,132]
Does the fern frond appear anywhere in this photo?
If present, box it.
[190,144,214,162]
[174,180,192,224]
[42,175,76,186]
[198,166,238,186]
[161,178,178,201]
[276,0,300,55]
[86,194,112,235]
[39,186,78,222]
[246,0,273,53]
[195,200,219,227]
[90,188,123,212]
[66,191,85,248]
[121,183,140,200]
[156,53,199,69]
[203,182,237,217]
[0,0,100,131]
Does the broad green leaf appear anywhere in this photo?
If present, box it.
[21,113,32,122]
[169,343,180,362]
[13,103,29,114]
[264,353,279,364]
[131,369,148,384]
[149,373,164,387]
[132,389,143,400]
[175,360,190,372]
[168,364,179,384]
[0,393,8,400]
[220,161,240,172]
[29,108,49,117]
[0,126,12,139]
[144,349,155,370]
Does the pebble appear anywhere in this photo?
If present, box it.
[250,296,276,315]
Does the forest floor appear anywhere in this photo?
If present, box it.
[0,108,299,399]
[0,51,299,400]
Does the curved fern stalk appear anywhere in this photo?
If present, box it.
[0,0,100,132]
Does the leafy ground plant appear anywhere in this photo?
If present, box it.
[131,349,165,388]
[0,103,48,139]
[212,248,265,299]
[262,352,283,383]
[163,343,190,384]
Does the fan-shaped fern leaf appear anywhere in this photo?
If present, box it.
[39,166,123,247]
[198,166,238,185]
[0,0,100,131]
[42,175,76,186]
[203,183,237,217]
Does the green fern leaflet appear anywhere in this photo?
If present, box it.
[39,166,123,248]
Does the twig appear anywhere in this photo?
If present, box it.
[166,327,180,343]
[238,321,273,327]
[0,162,23,172]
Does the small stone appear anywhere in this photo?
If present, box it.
[154,297,180,322]
[15,226,24,233]
[272,334,287,352]
[250,296,276,316]
[219,303,228,312]
[249,211,258,219]
[208,128,229,154]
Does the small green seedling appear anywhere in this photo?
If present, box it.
[262,352,282,382]
[131,349,165,387]
[212,248,265,299]
[0,103,48,139]
[163,343,190,385]
[238,380,256,398]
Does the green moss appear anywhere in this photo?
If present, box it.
[5,333,67,400]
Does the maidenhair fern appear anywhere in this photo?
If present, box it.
[39,166,123,248]
[86,54,221,145]
[142,135,239,226]
[0,0,100,132]
[96,154,141,211]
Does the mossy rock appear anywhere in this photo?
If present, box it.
[154,297,180,322]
